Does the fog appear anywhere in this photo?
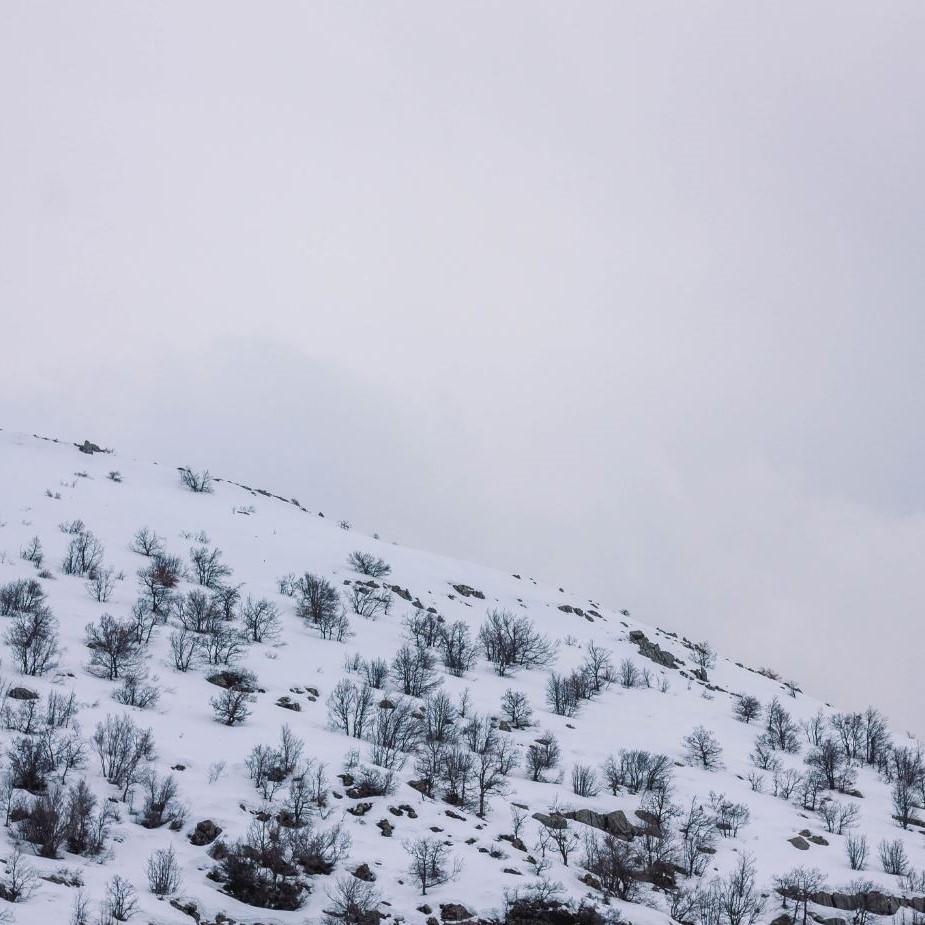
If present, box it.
[2,3,923,732]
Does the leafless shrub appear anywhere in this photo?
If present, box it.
[846,833,869,871]
[571,764,599,798]
[347,551,391,578]
[180,467,214,493]
[86,567,116,603]
[526,733,560,783]
[92,714,156,798]
[880,838,910,876]
[405,836,461,894]
[6,606,60,675]
[500,688,533,729]
[478,610,556,676]
[103,874,138,921]
[211,688,256,726]
[190,545,231,588]
[683,726,723,770]
[169,628,201,672]
[0,578,46,616]
[437,620,477,676]
[242,597,281,643]
[322,874,381,925]
[61,529,104,578]
[131,527,164,557]
[392,644,441,698]
[113,674,161,710]
[346,584,391,620]
[147,844,181,896]
[734,695,762,724]
[85,613,143,680]
[19,536,44,567]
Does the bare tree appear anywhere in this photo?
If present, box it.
[92,714,156,799]
[405,837,460,894]
[500,689,533,729]
[526,733,560,782]
[170,629,201,671]
[131,527,164,558]
[879,838,909,876]
[683,726,724,770]
[571,764,599,798]
[61,529,104,577]
[346,584,391,620]
[147,844,181,896]
[465,714,520,816]
[86,566,116,603]
[734,695,762,724]
[583,642,614,693]
[546,671,580,717]
[326,679,374,738]
[295,573,339,622]
[583,831,640,900]
[368,698,423,770]
[242,597,281,643]
[437,621,477,676]
[103,874,138,921]
[211,688,256,726]
[478,610,556,676]
[679,800,715,877]
[179,467,214,493]
[5,606,60,675]
[0,577,46,615]
[19,536,44,567]
[765,697,801,753]
[391,644,442,698]
[4,844,39,902]
[347,551,391,578]
[323,874,381,925]
[85,613,143,680]
[846,833,869,871]
[693,640,717,671]
[190,545,232,588]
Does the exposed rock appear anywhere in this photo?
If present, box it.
[451,584,485,600]
[275,696,301,711]
[532,812,568,830]
[769,916,792,925]
[7,687,39,700]
[77,440,103,454]
[440,903,473,922]
[561,808,635,838]
[189,820,222,846]
[628,630,681,669]
[788,836,810,850]
[376,818,394,837]
[417,905,432,915]
[347,802,373,817]
[808,834,829,846]
[353,863,377,881]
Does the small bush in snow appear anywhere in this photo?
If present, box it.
[347,551,391,578]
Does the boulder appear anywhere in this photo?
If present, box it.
[561,808,635,838]
[189,820,222,846]
[440,903,473,922]
[788,836,810,850]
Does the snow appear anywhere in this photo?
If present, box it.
[0,428,919,925]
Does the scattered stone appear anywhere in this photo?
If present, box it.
[276,696,302,712]
[376,819,394,837]
[347,802,373,817]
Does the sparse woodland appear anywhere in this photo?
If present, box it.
[0,431,920,925]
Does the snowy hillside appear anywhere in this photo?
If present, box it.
[0,428,921,925]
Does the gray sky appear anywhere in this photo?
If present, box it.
[2,3,924,732]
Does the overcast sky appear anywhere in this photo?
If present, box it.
[1,3,923,733]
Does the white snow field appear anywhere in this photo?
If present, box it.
[0,428,920,925]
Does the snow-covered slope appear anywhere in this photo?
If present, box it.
[0,429,919,925]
